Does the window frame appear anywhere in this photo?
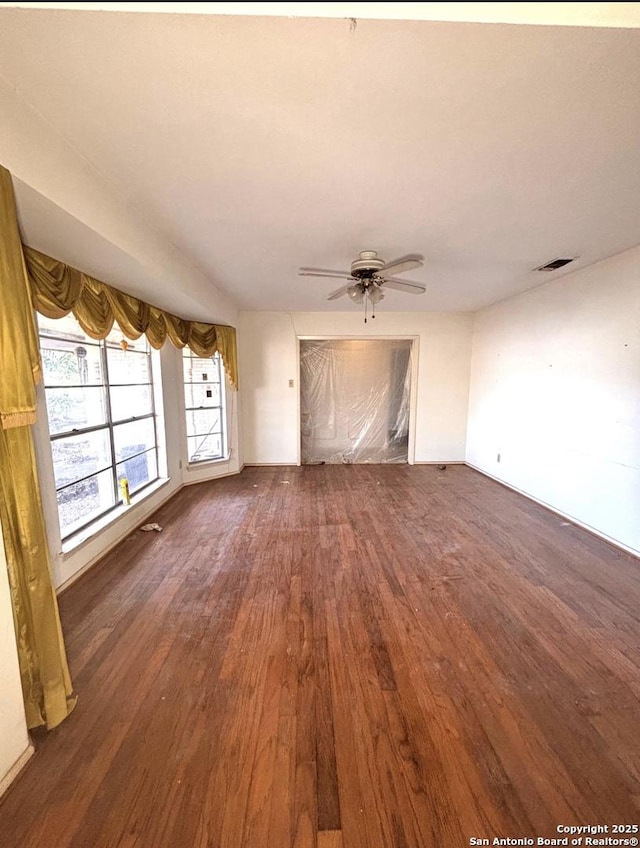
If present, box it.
[38,319,160,541]
[182,349,227,465]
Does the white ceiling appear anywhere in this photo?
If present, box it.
[3,3,640,27]
[1,5,639,314]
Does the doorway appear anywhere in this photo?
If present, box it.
[299,338,413,464]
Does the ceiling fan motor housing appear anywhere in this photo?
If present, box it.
[350,250,385,278]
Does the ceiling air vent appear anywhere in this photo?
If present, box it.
[536,258,575,272]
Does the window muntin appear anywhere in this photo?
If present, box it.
[38,313,160,540]
[182,350,226,463]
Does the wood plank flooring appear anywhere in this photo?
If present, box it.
[1,465,639,847]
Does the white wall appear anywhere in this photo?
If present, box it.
[33,343,242,591]
[1,81,238,326]
[239,310,473,465]
[0,524,31,795]
[466,246,640,555]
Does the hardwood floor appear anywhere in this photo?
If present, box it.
[1,465,639,847]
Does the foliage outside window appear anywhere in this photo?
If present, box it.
[38,313,160,539]
[183,349,226,463]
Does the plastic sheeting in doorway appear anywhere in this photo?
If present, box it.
[300,338,412,464]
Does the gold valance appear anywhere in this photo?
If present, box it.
[23,246,238,389]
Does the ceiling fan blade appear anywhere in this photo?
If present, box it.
[383,279,426,295]
[379,254,424,276]
[298,267,352,280]
[327,284,351,300]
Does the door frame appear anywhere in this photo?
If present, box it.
[296,335,419,466]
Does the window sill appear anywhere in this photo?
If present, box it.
[186,455,230,471]
[61,477,172,556]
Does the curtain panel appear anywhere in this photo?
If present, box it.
[0,165,76,729]
[24,246,239,389]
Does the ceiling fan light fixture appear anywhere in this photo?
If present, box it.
[347,284,365,303]
[367,284,384,304]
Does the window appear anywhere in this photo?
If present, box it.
[38,313,160,539]
[182,349,226,463]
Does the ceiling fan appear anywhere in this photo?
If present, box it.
[298,250,426,322]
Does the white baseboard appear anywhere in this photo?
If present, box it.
[412,460,466,465]
[243,462,298,467]
[0,743,34,799]
[465,462,640,560]
[183,467,243,486]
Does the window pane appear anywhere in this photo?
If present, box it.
[57,468,116,537]
[109,385,153,422]
[117,449,157,495]
[45,386,107,435]
[183,352,225,465]
[39,312,160,540]
[51,429,112,489]
[40,338,103,387]
[106,348,150,385]
[183,354,219,383]
[187,434,223,463]
[186,408,221,437]
[185,382,221,408]
[113,418,156,464]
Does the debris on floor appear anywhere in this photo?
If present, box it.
[281,480,290,484]
[140,523,163,533]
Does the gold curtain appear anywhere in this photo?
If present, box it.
[0,166,76,729]
[24,246,238,389]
